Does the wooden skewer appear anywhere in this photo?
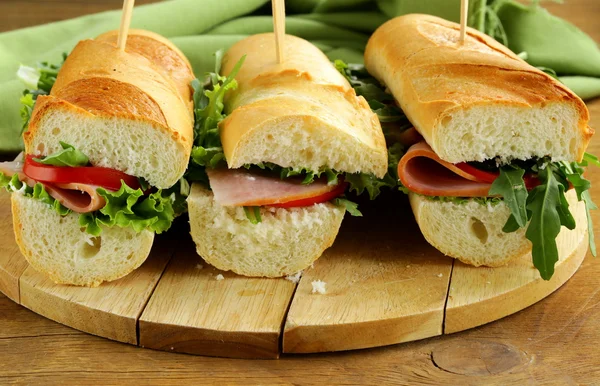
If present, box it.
[459,0,469,44]
[271,0,286,64]
[117,0,136,51]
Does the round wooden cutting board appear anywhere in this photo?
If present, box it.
[0,190,588,359]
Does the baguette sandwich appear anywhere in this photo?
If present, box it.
[361,14,596,279]
[1,30,194,286]
[186,33,390,277]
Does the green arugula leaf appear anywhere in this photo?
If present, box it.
[333,197,362,217]
[489,165,528,228]
[583,152,600,167]
[580,190,597,256]
[565,161,597,256]
[243,206,262,224]
[335,59,410,198]
[33,141,89,167]
[525,167,567,280]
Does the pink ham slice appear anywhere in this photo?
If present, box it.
[44,182,107,213]
[398,141,493,197]
[207,168,340,207]
[0,160,107,213]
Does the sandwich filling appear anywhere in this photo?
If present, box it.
[337,60,598,280]
[185,53,399,223]
[0,58,185,236]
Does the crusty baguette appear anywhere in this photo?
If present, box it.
[219,33,387,177]
[95,29,194,111]
[409,189,586,267]
[24,32,194,188]
[188,184,345,277]
[12,193,154,287]
[365,14,593,164]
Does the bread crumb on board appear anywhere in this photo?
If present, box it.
[311,280,327,294]
[215,274,224,281]
[196,264,203,270]
[285,271,303,283]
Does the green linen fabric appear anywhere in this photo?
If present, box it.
[0,0,598,153]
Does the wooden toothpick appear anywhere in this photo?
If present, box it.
[271,0,286,64]
[459,0,469,44]
[117,0,136,51]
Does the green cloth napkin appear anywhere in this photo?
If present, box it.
[1,0,599,154]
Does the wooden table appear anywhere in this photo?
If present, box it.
[1,1,600,384]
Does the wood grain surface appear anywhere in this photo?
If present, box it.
[0,196,27,303]
[0,0,599,384]
[445,196,589,334]
[19,228,172,344]
[283,204,454,353]
[139,244,296,359]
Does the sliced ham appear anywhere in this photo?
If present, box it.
[398,127,424,147]
[207,168,341,207]
[0,154,24,176]
[44,182,107,213]
[0,160,107,213]
[398,141,493,197]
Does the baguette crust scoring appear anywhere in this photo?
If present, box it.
[23,31,194,187]
[365,14,593,163]
[219,33,387,177]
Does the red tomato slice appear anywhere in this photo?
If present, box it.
[23,156,140,191]
[454,163,499,183]
[523,174,540,189]
[269,181,348,208]
[455,162,539,189]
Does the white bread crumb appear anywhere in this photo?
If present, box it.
[285,271,303,283]
[437,273,443,278]
[196,264,203,270]
[311,280,327,294]
[215,274,224,281]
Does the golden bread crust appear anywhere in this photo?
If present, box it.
[364,14,593,161]
[219,33,387,176]
[24,33,193,167]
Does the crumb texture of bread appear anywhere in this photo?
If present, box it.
[219,33,387,178]
[11,194,154,287]
[24,32,194,188]
[187,184,345,277]
[365,14,593,163]
[409,189,586,267]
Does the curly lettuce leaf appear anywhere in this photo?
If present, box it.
[19,93,35,134]
[333,197,362,217]
[187,53,246,183]
[33,141,89,167]
[2,172,179,236]
[79,181,176,237]
[0,172,71,217]
[17,55,66,134]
